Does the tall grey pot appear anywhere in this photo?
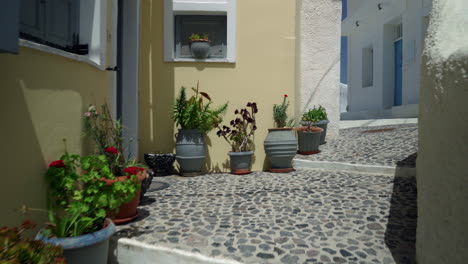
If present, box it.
[175,129,206,176]
[314,120,329,145]
[36,219,116,264]
[297,127,323,155]
[264,128,298,173]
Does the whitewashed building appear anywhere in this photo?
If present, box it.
[341,0,432,119]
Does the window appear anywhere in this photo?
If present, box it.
[362,47,374,87]
[164,0,236,62]
[175,15,227,59]
[20,0,87,55]
[395,24,403,40]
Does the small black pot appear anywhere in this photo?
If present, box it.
[144,153,176,176]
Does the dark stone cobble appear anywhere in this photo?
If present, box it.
[114,168,417,264]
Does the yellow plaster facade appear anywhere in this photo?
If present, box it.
[139,0,297,172]
[0,48,110,227]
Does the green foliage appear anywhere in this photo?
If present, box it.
[83,103,143,175]
[173,83,228,133]
[45,153,140,238]
[0,221,65,264]
[302,105,328,123]
[216,102,258,152]
[273,95,295,128]
[189,33,209,41]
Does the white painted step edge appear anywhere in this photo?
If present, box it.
[293,159,416,177]
[109,238,243,264]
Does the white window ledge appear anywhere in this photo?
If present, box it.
[19,39,105,70]
[170,58,235,63]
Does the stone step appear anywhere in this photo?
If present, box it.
[293,158,416,177]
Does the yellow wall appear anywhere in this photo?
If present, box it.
[0,48,110,227]
[139,0,297,172]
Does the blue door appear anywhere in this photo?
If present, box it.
[394,39,403,106]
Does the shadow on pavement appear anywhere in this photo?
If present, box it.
[385,153,418,264]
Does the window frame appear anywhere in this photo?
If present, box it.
[19,0,108,70]
[362,46,374,88]
[174,15,227,59]
[164,0,236,63]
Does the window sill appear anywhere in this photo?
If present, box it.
[19,39,105,70]
[168,58,235,63]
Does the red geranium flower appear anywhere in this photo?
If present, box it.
[105,147,118,154]
[284,94,288,98]
[21,220,36,229]
[49,160,65,168]
[124,166,144,176]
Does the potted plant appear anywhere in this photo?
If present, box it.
[84,103,148,224]
[37,152,139,264]
[300,105,329,145]
[216,102,258,174]
[297,109,324,155]
[189,33,211,59]
[0,220,65,263]
[172,82,228,176]
[264,94,298,173]
[144,153,176,176]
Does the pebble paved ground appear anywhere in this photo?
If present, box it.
[296,124,418,168]
[115,169,417,264]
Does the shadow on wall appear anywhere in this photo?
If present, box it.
[384,152,418,264]
[0,47,109,227]
[138,0,236,174]
[301,54,340,113]
[1,79,47,227]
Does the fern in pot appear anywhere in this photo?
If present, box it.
[172,82,227,176]
[300,105,328,145]
[297,108,324,155]
[264,94,298,173]
[216,102,258,174]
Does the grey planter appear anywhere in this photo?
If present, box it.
[264,128,298,173]
[297,127,323,155]
[175,129,206,176]
[228,151,253,175]
[314,120,329,145]
[36,219,116,264]
[300,120,329,145]
[190,41,211,59]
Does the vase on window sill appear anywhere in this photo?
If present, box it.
[190,40,211,59]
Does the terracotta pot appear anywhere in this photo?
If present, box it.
[102,171,147,225]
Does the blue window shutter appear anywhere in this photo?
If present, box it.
[44,0,79,49]
[0,0,21,53]
[19,0,44,42]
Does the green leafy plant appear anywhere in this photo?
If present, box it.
[216,102,258,152]
[0,220,66,264]
[173,82,228,133]
[44,151,140,238]
[273,94,295,128]
[302,105,328,123]
[84,102,143,176]
[301,105,328,131]
[189,33,209,42]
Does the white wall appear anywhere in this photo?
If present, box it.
[342,0,429,115]
[417,0,468,262]
[297,0,341,139]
